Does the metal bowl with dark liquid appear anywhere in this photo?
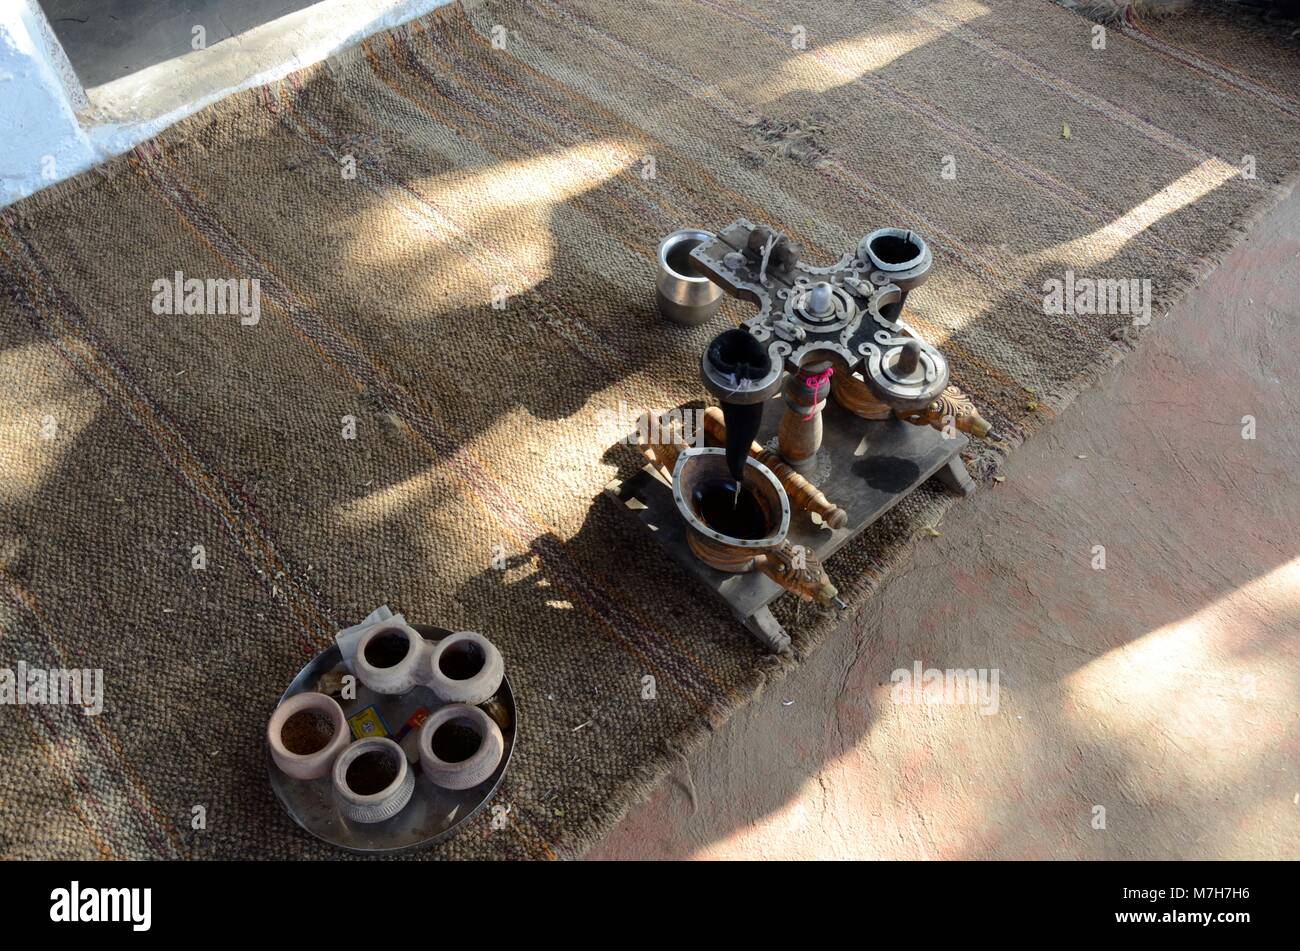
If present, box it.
[671,447,790,572]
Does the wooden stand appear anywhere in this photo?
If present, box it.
[608,396,973,652]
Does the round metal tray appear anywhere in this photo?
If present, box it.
[268,624,517,854]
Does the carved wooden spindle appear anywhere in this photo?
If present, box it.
[635,413,686,481]
[828,355,893,420]
[754,540,840,607]
[777,361,832,469]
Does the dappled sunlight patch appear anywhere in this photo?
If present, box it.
[1064,556,1300,783]
[335,139,639,308]
[728,0,991,101]
[0,344,98,505]
[1035,158,1241,268]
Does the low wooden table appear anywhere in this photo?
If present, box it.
[607,397,973,652]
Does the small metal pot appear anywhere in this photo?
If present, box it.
[860,227,929,274]
[656,229,724,326]
[859,227,932,321]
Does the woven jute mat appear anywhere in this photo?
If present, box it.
[1,0,1297,859]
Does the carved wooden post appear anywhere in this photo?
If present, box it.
[777,361,833,469]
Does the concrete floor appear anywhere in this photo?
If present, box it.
[590,187,1300,860]
[43,0,322,86]
[45,0,448,118]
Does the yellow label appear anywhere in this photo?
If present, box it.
[348,706,387,739]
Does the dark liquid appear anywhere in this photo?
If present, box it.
[438,641,485,680]
[431,720,482,763]
[345,750,399,795]
[363,629,410,668]
[692,480,770,540]
[870,233,922,266]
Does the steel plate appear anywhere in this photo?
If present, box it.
[267,624,517,854]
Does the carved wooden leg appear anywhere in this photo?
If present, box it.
[934,456,976,496]
[743,606,792,654]
[777,402,821,469]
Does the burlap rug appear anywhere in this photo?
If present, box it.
[2,0,1297,858]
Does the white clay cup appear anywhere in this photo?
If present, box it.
[268,692,350,781]
[418,704,505,790]
[332,737,415,824]
[427,630,504,705]
[354,621,423,695]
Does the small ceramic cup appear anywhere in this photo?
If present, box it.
[418,704,505,791]
[354,621,424,695]
[331,737,414,824]
[353,624,505,706]
[267,692,350,781]
[427,631,504,705]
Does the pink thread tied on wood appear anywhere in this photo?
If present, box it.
[802,366,834,420]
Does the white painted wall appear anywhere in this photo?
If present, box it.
[0,0,96,206]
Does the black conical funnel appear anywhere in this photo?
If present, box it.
[721,401,763,485]
[704,329,773,485]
